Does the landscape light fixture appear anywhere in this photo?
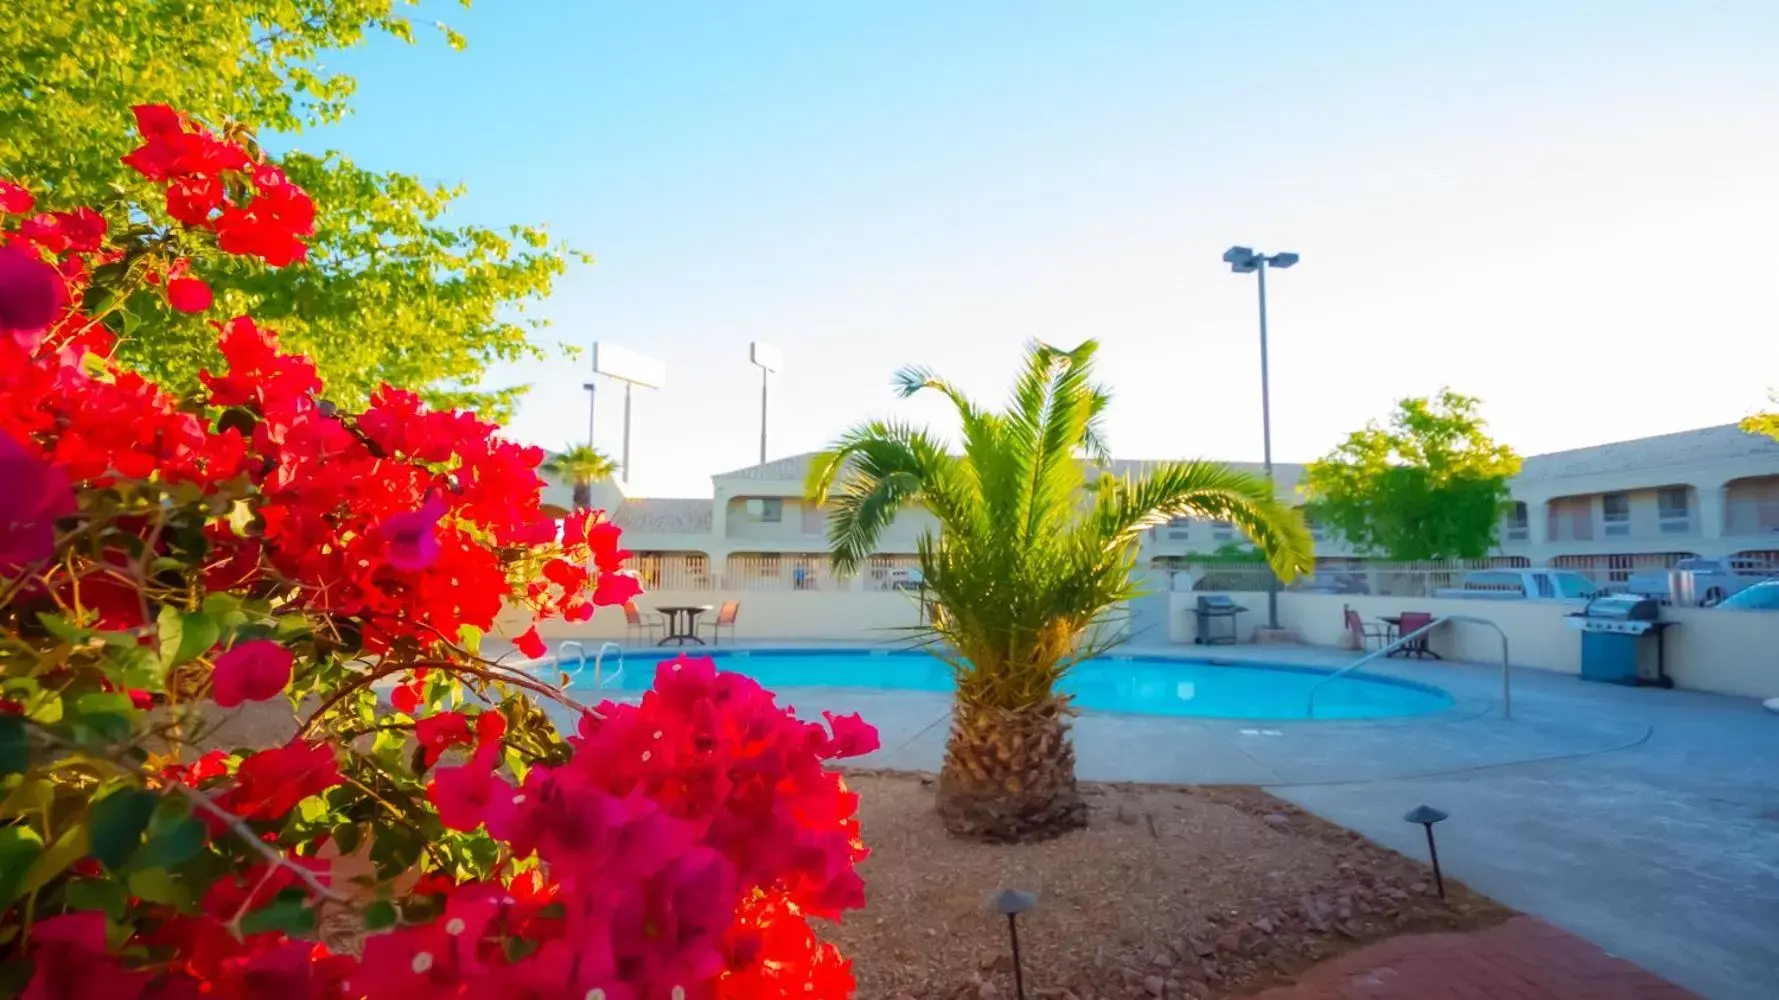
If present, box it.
[988,889,1038,1000]
[1403,804,1450,898]
[1222,244,1300,629]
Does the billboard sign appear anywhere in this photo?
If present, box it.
[592,342,666,388]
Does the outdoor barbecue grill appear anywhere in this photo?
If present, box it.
[1193,594,1248,646]
[1565,594,1674,687]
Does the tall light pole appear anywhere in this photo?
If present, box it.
[749,342,782,465]
[581,381,597,448]
[1223,246,1299,631]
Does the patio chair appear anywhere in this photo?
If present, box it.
[1396,610,1439,659]
[701,601,740,645]
[622,602,663,645]
[1344,605,1391,651]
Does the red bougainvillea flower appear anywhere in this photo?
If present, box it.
[0,429,76,573]
[381,493,448,571]
[0,179,33,215]
[592,570,644,608]
[415,711,472,765]
[21,912,146,1000]
[514,624,547,659]
[165,174,225,226]
[210,639,293,707]
[0,242,62,339]
[159,749,230,787]
[820,712,880,759]
[212,738,341,824]
[166,275,213,314]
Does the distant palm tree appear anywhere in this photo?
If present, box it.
[541,444,617,510]
[807,341,1312,843]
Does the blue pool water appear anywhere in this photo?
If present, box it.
[563,649,1450,720]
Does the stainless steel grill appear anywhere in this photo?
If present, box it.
[1565,594,1674,687]
[1193,595,1247,646]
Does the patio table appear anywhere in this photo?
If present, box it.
[655,604,713,646]
[1379,615,1442,659]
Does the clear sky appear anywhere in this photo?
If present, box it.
[305,0,1779,498]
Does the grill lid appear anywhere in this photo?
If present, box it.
[1575,594,1660,621]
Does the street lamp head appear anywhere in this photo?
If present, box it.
[1267,252,1301,269]
[1222,245,1257,269]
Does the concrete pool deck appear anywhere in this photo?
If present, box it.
[571,641,1776,1000]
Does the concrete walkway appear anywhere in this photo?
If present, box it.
[549,642,1779,999]
[1237,916,1701,999]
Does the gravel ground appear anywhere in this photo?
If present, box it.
[826,771,1510,1000]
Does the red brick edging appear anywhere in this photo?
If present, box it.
[1238,916,1699,1000]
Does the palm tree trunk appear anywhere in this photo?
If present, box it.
[571,482,591,510]
[935,698,1087,842]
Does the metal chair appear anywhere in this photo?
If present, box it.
[1344,605,1391,650]
[1396,610,1439,659]
[701,601,740,645]
[622,602,663,645]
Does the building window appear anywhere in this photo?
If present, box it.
[1549,497,1593,541]
[745,498,783,523]
[1166,516,1190,541]
[1504,502,1529,542]
[1602,493,1630,537]
[1657,487,1690,535]
[1210,519,1234,542]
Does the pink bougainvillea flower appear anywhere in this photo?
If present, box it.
[821,711,880,759]
[0,430,76,573]
[514,624,547,659]
[592,570,643,608]
[166,275,213,314]
[380,493,448,571]
[210,639,293,707]
[586,519,630,573]
[427,759,514,832]
[0,242,62,339]
[21,912,146,1000]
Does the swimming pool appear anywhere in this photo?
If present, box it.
[561,649,1451,721]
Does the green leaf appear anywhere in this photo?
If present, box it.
[64,877,129,918]
[330,822,362,857]
[457,624,482,655]
[201,593,248,629]
[133,814,206,869]
[239,896,317,936]
[0,717,27,774]
[0,826,44,908]
[35,613,93,643]
[21,822,90,896]
[88,788,159,869]
[126,866,186,907]
[158,606,222,668]
[362,899,398,931]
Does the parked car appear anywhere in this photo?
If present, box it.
[1432,568,1600,601]
[1716,579,1779,611]
[1624,557,1779,606]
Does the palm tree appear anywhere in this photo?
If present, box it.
[541,444,617,510]
[806,341,1313,842]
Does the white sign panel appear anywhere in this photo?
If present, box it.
[749,341,783,373]
[592,342,666,388]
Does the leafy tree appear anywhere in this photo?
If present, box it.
[0,0,578,417]
[1303,389,1521,560]
[806,341,1312,842]
[1743,391,1778,441]
[541,444,618,510]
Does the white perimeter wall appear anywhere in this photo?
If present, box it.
[1167,591,1779,700]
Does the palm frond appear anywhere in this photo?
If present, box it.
[1091,461,1314,580]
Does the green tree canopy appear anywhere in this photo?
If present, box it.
[0,0,578,417]
[1303,389,1521,561]
[541,444,617,510]
[1743,391,1778,441]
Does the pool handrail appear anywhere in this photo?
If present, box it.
[1305,614,1511,720]
[556,641,589,684]
[593,642,623,690]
